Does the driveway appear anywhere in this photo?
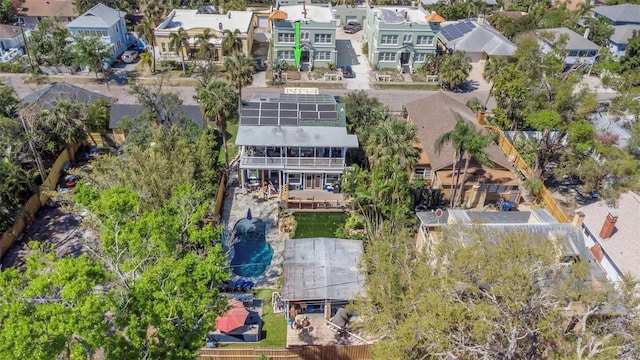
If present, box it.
[335,27,370,90]
[110,60,140,85]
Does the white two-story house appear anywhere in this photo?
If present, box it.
[235,92,358,191]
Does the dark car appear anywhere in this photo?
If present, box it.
[342,65,355,78]
[343,22,362,34]
[254,58,266,72]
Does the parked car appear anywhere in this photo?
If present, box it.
[342,65,355,78]
[121,50,138,63]
[343,22,362,34]
[254,58,266,72]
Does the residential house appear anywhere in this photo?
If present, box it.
[537,27,599,68]
[438,16,517,62]
[235,92,358,191]
[592,4,640,26]
[108,104,205,130]
[269,2,337,69]
[576,191,640,283]
[406,92,519,207]
[608,24,640,57]
[415,208,606,281]
[365,5,443,72]
[21,82,114,109]
[0,25,26,62]
[155,8,255,62]
[333,4,367,27]
[283,237,366,346]
[66,4,131,62]
[17,0,77,28]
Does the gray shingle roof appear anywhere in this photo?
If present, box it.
[439,19,516,56]
[67,3,126,29]
[592,4,640,24]
[537,27,599,51]
[610,24,640,45]
[282,238,365,301]
[21,82,114,109]
[109,104,204,129]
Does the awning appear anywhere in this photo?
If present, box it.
[235,126,359,148]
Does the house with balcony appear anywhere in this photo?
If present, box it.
[154,8,255,63]
[66,4,131,62]
[0,25,26,62]
[608,25,640,57]
[17,0,78,28]
[235,93,358,191]
[536,27,599,69]
[364,5,443,72]
[406,92,519,208]
[269,2,337,70]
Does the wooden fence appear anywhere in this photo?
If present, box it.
[486,126,570,223]
[213,172,227,219]
[0,143,84,259]
[197,345,371,360]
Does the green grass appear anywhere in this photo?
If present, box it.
[293,212,348,238]
[219,122,239,165]
[221,289,287,348]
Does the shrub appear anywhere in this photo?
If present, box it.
[362,42,368,55]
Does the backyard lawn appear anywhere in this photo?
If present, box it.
[222,289,287,348]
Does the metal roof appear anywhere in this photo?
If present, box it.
[537,27,599,51]
[282,238,365,301]
[67,3,126,29]
[235,126,358,147]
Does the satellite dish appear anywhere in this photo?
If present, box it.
[435,208,443,218]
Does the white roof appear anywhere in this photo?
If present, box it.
[277,4,334,23]
[157,9,254,33]
[577,191,640,280]
[236,126,358,148]
[372,6,429,25]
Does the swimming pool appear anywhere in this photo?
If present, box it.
[229,218,273,278]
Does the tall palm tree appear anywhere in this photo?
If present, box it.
[194,79,238,168]
[195,29,217,61]
[453,129,493,206]
[169,27,189,74]
[439,50,472,91]
[434,115,474,207]
[365,118,419,169]
[139,51,153,73]
[136,18,157,73]
[224,52,254,112]
[221,29,242,57]
[482,57,507,109]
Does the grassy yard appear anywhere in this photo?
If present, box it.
[222,289,288,348]
[219,122,239,165]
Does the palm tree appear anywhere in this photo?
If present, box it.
[453,129,493,206]
[169,27,189,74]
[194,79,238,168]
[439,50,472,91]
[139,52,153,73]
[221,29,242,57]
[482,57,507,109]
[44,101,88,166]
[136,18,157,73]
[434,115,474,207]
[224,52,254,112]
[365,118,419,169]
[195,29,217,61]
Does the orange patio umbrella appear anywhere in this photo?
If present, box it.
[216,300,250,333]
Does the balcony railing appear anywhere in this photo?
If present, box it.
[241,156,346,168]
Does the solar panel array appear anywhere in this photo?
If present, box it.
[240,99,338,126]
[441,20,476,41]
[278,93,336,104]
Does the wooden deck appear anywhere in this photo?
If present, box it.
[286,315,363,347]
[288,190,346,201]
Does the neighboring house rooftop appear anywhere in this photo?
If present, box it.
[371,6,430,25]
[610,24,640,45]
[275,4,334,23]
[157,9,254,33]
[108,104,204,129]
[592,4,640,24]
[439,18,517,56]
[405,92,511,171]
[577,191,640,280]
[19,0,77,17]
[66,3,125,28]
[0,25,24,39]
[537,27,599,50]
[21,82,114,109]
[282,237,365,301]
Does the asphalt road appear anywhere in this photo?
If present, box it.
[1,72,620,113]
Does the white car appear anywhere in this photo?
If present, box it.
[121,50,138,64]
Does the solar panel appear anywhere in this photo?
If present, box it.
[280,102,297,110]
[300,111,319,119]
[262,110,278,117]
[244,102,260,109]
[280,110,298,118]
[280,117,298,126]
[242,117,259,125]
[261,117,279,125]
[319,111,338,120]
[262,102,279,110]
[242,109,259,116]
[318,104,336,111]
[299,103,317,111]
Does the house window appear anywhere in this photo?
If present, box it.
[380,35,398,44]
[116,40,121,49]
[162,43,167,52]
[247,170,259,179]
[278,32,294,43]
[403,33,412,43]
[568,50,578,56]
[301,31,310,41]
[278,50,294,60]
[414,168,426,178]
[587,51,597,57]
[415,53,426,62]
[288,173,302,184]
[488,185,498,193]
[315,51,331,61]
[578,51,587,57]
[416,35,433,45]
[497,185,510,193]
[314,34,332,43]
[378,52,395,61]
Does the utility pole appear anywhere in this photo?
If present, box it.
[17,11,34,73]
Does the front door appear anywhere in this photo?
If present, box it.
[305,174,313,189]
[314,175,322,189]
[301,50,310,63]
[400,51,410,65]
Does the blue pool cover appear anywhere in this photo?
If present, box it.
[230,218,273,277]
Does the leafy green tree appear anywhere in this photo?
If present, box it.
[438,50,471,91]
[28,18,74,67]
[340,90,386,142]
[42,100,90,165]
[585,16,614,47]
[365,117,419,169]
[221,29,242,56]
[620,30,640,78]
[0,84,20,118]
[223,51,254,112]
[169,27,189,74]
[70,34,113,80]
[195,28,217,61]
[0,0,19,24]
[482,56,508,108]
[136,18,157,73]
[194,79,237,168]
